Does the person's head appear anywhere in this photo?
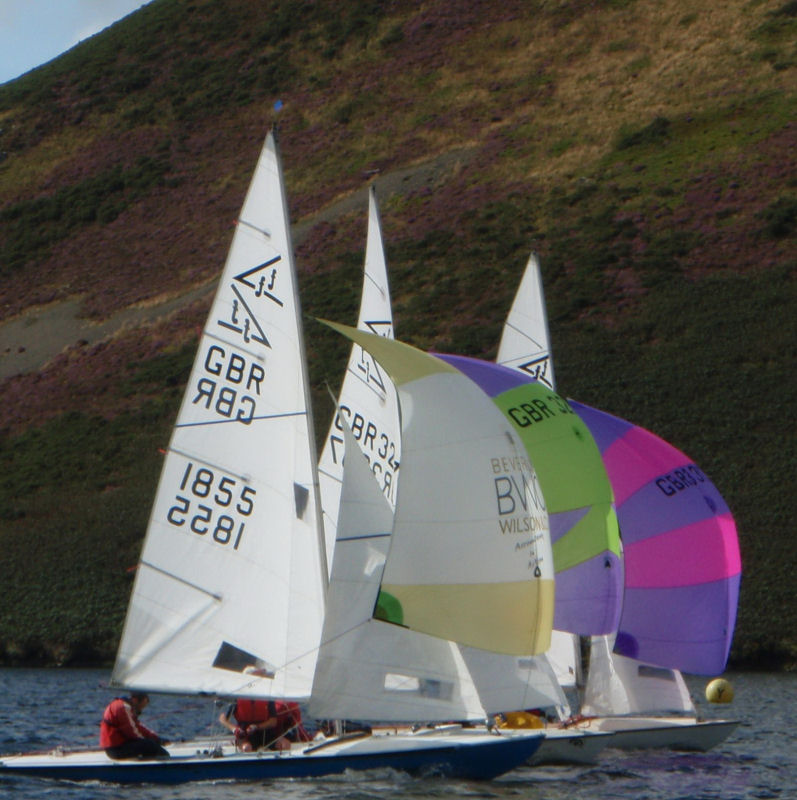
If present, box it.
[128,692,150,713]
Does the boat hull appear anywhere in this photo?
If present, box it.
[0,731,543,784]
[530,728,614,765]
[568,716,739,751]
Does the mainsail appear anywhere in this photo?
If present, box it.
[112,131,326,699]
[317,185,399,572]
[497,253,556,389]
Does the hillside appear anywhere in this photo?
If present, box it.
[0,0,794,668]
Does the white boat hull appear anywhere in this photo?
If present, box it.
[530,728,614,765]
[568,716,739,751]
[390,722,613,766]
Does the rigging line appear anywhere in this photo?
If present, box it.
[500,320,544,347]
[337,532,392,542]
[230,618,376,697]
[317,465,343,485]
[139,561,223,601]
[175,410,306,429]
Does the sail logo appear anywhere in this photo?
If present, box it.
[491,457,547,536]
[216,255,285,347]
[234,256,284,307]
[363,319,393,338]
[329,405,399,503]
[191,344,265,424]
[516,355,553,389]
[655,464,706,497]
[355,320,393,396]
[354,346,389,396]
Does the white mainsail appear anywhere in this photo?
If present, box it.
[112,130,326,700]
[318,185,399,573]
[497,252,556,390]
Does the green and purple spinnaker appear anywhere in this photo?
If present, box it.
[436,355,623,636]
[570,400,741,675]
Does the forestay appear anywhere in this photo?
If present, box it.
[112,131,327,699]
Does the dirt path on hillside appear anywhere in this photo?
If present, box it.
[0,147,475,381]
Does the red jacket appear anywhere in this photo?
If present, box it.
[233,699,310,742]
[100,698,159,748]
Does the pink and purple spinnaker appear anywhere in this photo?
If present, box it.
[571,400,741,675]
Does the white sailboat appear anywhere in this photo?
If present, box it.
[312,200,610,766]
[498,252,739,751]
[0,132,548,784]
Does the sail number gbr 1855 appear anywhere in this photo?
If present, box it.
[166,462,256,550]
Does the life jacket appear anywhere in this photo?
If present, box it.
[234,699,309,741]
[233,699,272,726]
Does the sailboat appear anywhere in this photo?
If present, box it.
[568,399,741,750]
[497,253,741,751]
[317,185,401,573]
[0,132,548,784]
[312,194,616,765]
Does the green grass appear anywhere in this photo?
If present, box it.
[0,0,794,669]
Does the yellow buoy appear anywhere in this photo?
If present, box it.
[705,677,734,704]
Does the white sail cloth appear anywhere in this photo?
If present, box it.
[112,131,326,700]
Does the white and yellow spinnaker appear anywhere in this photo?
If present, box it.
[321,321,554,656]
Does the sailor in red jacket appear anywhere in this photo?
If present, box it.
[100,692,169,760]
[219,698,310,752]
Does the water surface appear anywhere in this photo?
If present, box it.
[0,669,792,799]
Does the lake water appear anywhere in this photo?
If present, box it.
[0,668,793,800]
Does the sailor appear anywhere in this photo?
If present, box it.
[100,692,169,760]
[219,698,309,752]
